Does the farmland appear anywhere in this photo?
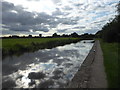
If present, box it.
[2,37,81,58]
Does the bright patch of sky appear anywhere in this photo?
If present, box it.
[3,0,56,15]
[2,0,119,36]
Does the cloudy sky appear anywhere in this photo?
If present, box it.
[1,0,119,36]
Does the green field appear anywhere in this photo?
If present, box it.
[100,40,119,88]
[2,37,80,58]
[2,38,79,49]
[0,39,2,48]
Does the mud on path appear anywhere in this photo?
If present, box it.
[67,40,108,88]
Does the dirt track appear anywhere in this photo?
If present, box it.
[67,40,108,88]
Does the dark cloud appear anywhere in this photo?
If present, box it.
[74,3,84,7]
[2,1,53,32]
[51,8,79,25]
[74,26,86,29]
[2,1,14,11]
[52,8,63,16]
[52,8,70,16]
[59,18,77,25]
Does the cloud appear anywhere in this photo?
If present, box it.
[74,26,86,29]
[63,6,73,10]
[52,8,64,16]
[2,1,53,33]
[57,29,67,33]
[52,0,61,4]
[2,0,119,36]
[27,0,40,1]
[74,3,84,7]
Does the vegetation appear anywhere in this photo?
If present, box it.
[2,38,81,58]
[2,31,95,59]
[100,40,119,88]
[96,2,120,88]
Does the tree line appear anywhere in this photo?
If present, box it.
[2,32,95,39]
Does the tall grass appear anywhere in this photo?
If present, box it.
[2,38,81,58]
[100,40,119,88]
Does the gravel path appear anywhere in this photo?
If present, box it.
[67,40,108,88]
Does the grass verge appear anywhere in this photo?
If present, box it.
[2,37,81,58]
[100,40,119,88]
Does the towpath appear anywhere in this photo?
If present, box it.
[67,40,108,88]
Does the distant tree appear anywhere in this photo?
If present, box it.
[39,34,42,37]
[12,35,19,38]
[23,36,26,38]
[83,33,89,36]
[70,32,79,37]
[80,33,88,38]
[28,35,32,38]
[9,36,12,38]
[62,34,69,37]
[80,33,95,38]
[52,33,60,37]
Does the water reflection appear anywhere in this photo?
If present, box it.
[2,40,94,88]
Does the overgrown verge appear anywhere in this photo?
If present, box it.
[100,40,119,88]
[2,38,81,59]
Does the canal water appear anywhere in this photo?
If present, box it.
[2,40,94,88]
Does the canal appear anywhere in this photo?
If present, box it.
[2,40,94,88]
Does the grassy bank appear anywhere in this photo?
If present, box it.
[2,38,81,58]
[100,40,119,88]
